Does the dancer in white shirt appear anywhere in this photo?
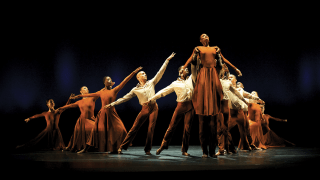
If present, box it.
[105,53,176,155]
[145,64,196,156]
[217,69,248,155]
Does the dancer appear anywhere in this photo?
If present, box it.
[228,75,261,151]
[106,52,175,155]
[145,65,196,156]
[74,66,143,153]
[246,91,267,149]
[58,86,98,152]
[261,105,295,147]
[16,95,73,151]
[182,34,242,158]
[216,68,248,155]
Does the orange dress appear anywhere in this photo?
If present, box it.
[261,114,295,147]
[186,46,223,116]
[79,71,136,152]
[247,103,267,149]
[60,97,98,152]
[17,110,66,150]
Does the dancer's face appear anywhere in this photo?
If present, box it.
[137,71,147,82]
[251,91,258,97]
[80,86,89,94]
[237,82,244,89]
[179,67,189,77]
[104,77,114,87]
[229,75,237,84]
[200,34,209,45]
[47,100,55,109]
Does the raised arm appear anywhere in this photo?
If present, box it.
[114,67,143,93]
[71,92,101,100]
[220,52,242,77]
[105,89,136,108]
[25,112,45,123]
[58,102,79,112]
[151,52,175,85]
[65,93,75,105]
[183,48,198,70]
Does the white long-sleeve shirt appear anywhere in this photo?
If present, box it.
[220,79,248,111]
[110,59,169,106]
[149,75,194,103]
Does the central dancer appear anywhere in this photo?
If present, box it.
[105,52,176,155]
[182,34,242,158]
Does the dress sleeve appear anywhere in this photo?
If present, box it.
[59,102,79,112]
[268,115,287,122]
[220,52,238,70]
[183,47,197,69]
[29,112,45,120]
[114,70,137,93]
[78,92,100,98]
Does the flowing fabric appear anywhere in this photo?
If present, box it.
[247,103,267,149]
[193,67,223,116]
[87,107,127,152]
[17,111,65,151]
[67,117,95,152]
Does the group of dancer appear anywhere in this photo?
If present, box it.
[16,34,294,157]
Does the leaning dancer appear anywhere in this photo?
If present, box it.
[16,96,73,151]
[58,86,98,152]
[261,106,295,147]
[182,34,242,158]
[217,68,248,155]
[75,67,143,153]
[106,53,175,155]
[146,65,196,156]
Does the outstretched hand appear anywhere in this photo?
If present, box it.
[25,118,30,123]
[167,52,176,61]
[235,69,242,77]
[70,94,80,100]
[69,93,75,99]
[134,66,143,74]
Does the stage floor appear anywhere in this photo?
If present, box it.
[8,145,320,176]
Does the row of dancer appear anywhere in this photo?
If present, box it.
[16,33,292,157]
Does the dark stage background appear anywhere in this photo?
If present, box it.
[2,5,319,151]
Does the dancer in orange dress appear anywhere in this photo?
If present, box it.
[261,105,295,147]
[16,96,73,151]
[182,34,242,158]
[75,67,143,153]
[246,91,267,149]
[58,86,98,152]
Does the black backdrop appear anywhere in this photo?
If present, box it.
[2,5,320,151]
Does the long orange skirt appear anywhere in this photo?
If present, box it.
[87,107,127,152]
[192,67,223,116]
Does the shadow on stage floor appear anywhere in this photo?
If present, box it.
[7,145,320,177]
